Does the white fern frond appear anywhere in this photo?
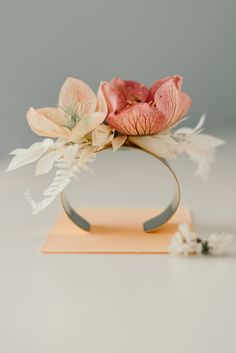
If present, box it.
[24,162,80,214]
[25,147,96,214]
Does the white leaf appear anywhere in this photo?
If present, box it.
[170,116,190,129]
[78,146,96,167]
[54,137,67,147]
[193,114,206,132]
[189,134,225,150]
[174,115,206,136]
[178,132,225,179]
[172,114,225,180]
[173,127,192,136]
[9,148,27,155]
[7,139,54,171]
[63,144,79,163]
[36,150,64,175]
[129,133,179,159]
[42,138,55,148]
[112,135,127,151]
[193,151,214,180]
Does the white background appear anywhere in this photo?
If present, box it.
[1,131,235,353]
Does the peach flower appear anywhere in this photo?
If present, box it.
[102,75,192,135]
[27,77,107,142]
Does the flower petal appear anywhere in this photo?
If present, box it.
[111,135,127,151]
[148,75,183,101]
[107,103,166,135]
[27,107,70,139]
[101,81,124,113]
[58,77,97,114]
[92,124,113,148]
[37,107,66,126]
[154,78,192,128]
[129,133,179,159]
[69,112,107,142]
[96,82,108,115]
[111,77,149,103]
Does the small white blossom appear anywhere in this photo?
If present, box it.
[170,224,234,256]
[169,223,202,255]
[207,232,233,255]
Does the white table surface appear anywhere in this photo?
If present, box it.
[1,130,236,353]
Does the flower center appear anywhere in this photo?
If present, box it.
[148,100,156,107]
[126,95,143,107]
[133,95,142,103]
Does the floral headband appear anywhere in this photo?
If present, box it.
[7,75,224,232]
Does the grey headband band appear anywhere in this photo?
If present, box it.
[61,145,181,233]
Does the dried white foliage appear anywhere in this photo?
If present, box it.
[24,145,95,214]
[173,115,225,179]
[7,139,54,171]
[129,132,179,159]
[7,112,225,214]
[36,149,64,175]
[128,115,224,179]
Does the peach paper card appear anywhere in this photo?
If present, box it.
[42,207,191,254]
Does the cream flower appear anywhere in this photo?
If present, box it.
[27,77,108,142]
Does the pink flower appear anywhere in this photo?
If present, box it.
[27,77,107,142]
[102,75,192,136]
